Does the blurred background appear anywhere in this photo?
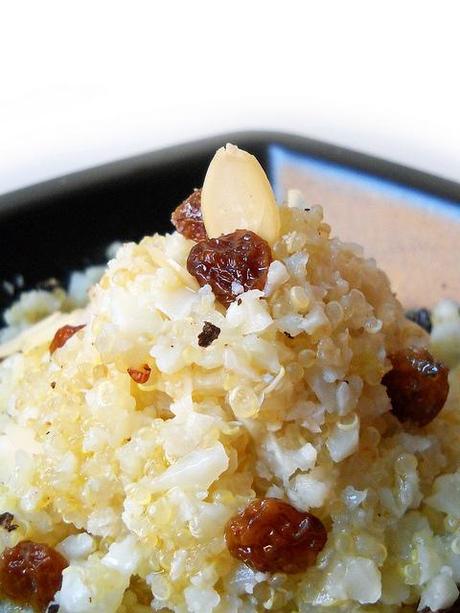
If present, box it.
[1,0,459,195]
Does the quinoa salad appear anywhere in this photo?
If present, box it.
[0,145,459,613]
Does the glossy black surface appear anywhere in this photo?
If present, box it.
[1,131,459,313]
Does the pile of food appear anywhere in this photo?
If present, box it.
[0,145,459,613]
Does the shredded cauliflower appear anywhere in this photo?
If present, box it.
[0,200,459,613]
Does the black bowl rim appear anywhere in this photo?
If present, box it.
[1,130,459,219]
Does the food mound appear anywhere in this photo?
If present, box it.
[0,145,459,613]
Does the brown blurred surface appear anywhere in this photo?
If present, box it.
[278,165,460,308]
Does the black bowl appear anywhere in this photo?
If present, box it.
[1,131,459,313]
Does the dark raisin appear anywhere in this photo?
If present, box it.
[187,230,272,307]
[382,348,449,427]
[127,364,151,384]
[49,324,85,354]
[406,308,432,333]
[225,498,327,574]
[47,605,60,613]
[0,513,17,532]
[171,189,207,241]
[284,331,294,339]
[0,541,68,611]
[198,321,221,347]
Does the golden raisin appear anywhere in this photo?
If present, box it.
[127,364,151,384]
[382,348,449,427]
[225,498,327,574]
[0,540,68,611]
[49,324,85,354]
[171,189,207,241]
[187,230,272,307]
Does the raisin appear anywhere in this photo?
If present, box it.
[198,321,221,347]
[0,513,17,532]
[171,189,207,241]
[225,498,327,574]
[187,230,272,307]
[406,308,432,333]
[127,364,151,384]
[49,324,85,354]
[382,348,449,427]
[0,541,68,611]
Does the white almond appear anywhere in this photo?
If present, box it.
[201,144,280,244]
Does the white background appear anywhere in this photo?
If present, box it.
[1,1,459,195]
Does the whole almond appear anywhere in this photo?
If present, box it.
[201,144,280,245]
